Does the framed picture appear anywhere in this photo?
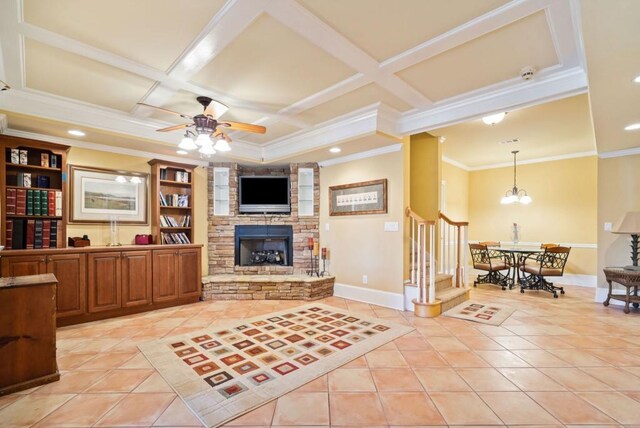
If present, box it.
[69,165,149,224]
[329,179,387,216]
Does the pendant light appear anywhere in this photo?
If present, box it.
[501,150,532,205]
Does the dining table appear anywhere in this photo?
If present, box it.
[489,246,543,288]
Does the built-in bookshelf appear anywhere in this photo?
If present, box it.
[148,159,197,245]
[1,136,69,250]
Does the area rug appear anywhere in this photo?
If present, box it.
[443,301,515,326]
[138,303,414,427]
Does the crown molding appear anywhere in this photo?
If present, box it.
[464,150,597,171]
[318,143,402,167]
[598,146,640,159]
[442,156,470,171]
[2,128,210,166]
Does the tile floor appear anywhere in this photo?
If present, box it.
[2,283,640,427]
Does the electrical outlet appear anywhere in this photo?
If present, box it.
[604,222,613,231]
[325,223,330,231]
[362,275,368,284]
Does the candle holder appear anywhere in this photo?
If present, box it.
[320,247,328,277]
[307,237,320,277]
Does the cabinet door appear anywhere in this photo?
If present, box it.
[178,248,201,298]
[87,252,121,313]
[1,255,47,278]
[47,253,86,318]
[122,250,152,307]
[152,249,179,303]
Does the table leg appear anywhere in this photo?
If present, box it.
[604,280,612,307]
[635,286,640,308]
[625,285,631,314]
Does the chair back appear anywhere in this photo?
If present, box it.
[480,241,500,247]
[541,243,559,249]
[469,243,490,268]
[539,246,571,275]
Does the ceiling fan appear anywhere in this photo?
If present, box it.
[137,96,266,156]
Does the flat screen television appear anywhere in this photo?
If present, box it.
[239,176,290,214]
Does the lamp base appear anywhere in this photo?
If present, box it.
[623,265,640,271]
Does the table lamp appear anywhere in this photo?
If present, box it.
[612,211,640,271]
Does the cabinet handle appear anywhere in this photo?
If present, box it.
[40,258,46,262]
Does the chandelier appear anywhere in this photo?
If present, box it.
[501,150,532,205]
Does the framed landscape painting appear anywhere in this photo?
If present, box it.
[69,165,148,224]
[329,178,387,216]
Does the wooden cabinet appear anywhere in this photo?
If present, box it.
[0,274,59,394]
[122,250,152,307]
[47,253,86,318]
[88,252,122,313]
[1,254,47,277]
[1,244,201,326]
[179,248,201,298]
[152,249,180,303]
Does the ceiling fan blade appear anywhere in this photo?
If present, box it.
[218,121,266,134]
[137,103,192,119]
[156,123,192,132]
[203,99,229,118]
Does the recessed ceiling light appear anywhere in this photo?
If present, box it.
[68,129,85,137]
[624,123,640,131]
[329,147,341,153]
[176,150,188,155]
[633,74,640,83]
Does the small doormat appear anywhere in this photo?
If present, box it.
[443,301,515,326]
[138,303,413,427]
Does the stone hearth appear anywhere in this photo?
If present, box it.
[201,274,335,301]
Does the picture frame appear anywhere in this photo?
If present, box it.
[329,178,387,216]
[69,165,149,224]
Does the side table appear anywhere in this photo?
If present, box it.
[603,267,640,314]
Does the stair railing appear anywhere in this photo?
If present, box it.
[406,208,436,304]
[438,211,469,288]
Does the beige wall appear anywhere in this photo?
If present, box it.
[320,150,405,294]
[66,148,209,276]
[410,133,441,220]
[442,161,469,221]
[468,156,598,275]
[597,154,640,287]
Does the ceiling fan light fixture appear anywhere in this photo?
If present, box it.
[213,137,231,152]
[179,135,197,151]
[199,141,216,156]
[195,133,212,146]
[482,112,507,126]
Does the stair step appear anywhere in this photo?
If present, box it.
[405,273,453,292]
[436,287,470,313]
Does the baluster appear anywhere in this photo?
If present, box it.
[417,222,422,302]
[429,223,435,304]
[411,217,415,285]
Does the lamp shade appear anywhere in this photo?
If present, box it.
[613,211,640,234]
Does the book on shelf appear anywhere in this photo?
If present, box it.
[161,232,191,245]
[40,190,48,215]
[19,150,27,165]
[51,155,58,168]
[55,191,62,216]
[16,172,32,187]
[16,189,27,215]
[26,189,33,216]
[48,191,55,216]
[6,188,16,215]
[34,219,43,249]
[175,171,190,183]
[50,220,57,248]
[26,219,35,249]
[37,175,50,188]
[159,192,189,207]
[160,215,191,228]
[6,219,13,249]
[160,169,168,180]
[41,153,49,167]
[42,220,51,248]
[10,148,19,164]
[12,219,25,249]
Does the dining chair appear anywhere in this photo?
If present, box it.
[519,246,571,298]
[540,243,559,249]
[469,243,512,290]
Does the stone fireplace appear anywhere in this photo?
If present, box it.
[208,163,319,275]
[235,225,293,267]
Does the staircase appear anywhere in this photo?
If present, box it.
[405,208,470,317]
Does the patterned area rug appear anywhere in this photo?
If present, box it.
[443,301,515,326]
[138,303,414,427]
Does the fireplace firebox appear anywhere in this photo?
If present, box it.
[235,225,293,267]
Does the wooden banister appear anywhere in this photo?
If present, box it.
[438,211,469,227]
[406,207,436,225]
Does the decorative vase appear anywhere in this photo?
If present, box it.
[108,216,121,246]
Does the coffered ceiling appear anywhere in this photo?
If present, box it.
[0,0,587,164]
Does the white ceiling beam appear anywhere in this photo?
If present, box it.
[380,0,552,74]
[546,0,583,68]
[398,66,588,135]
[265,0,433,109]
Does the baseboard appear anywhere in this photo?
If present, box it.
[333,283,405,311]
[594,287,626,307]
[467,269,597,288]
